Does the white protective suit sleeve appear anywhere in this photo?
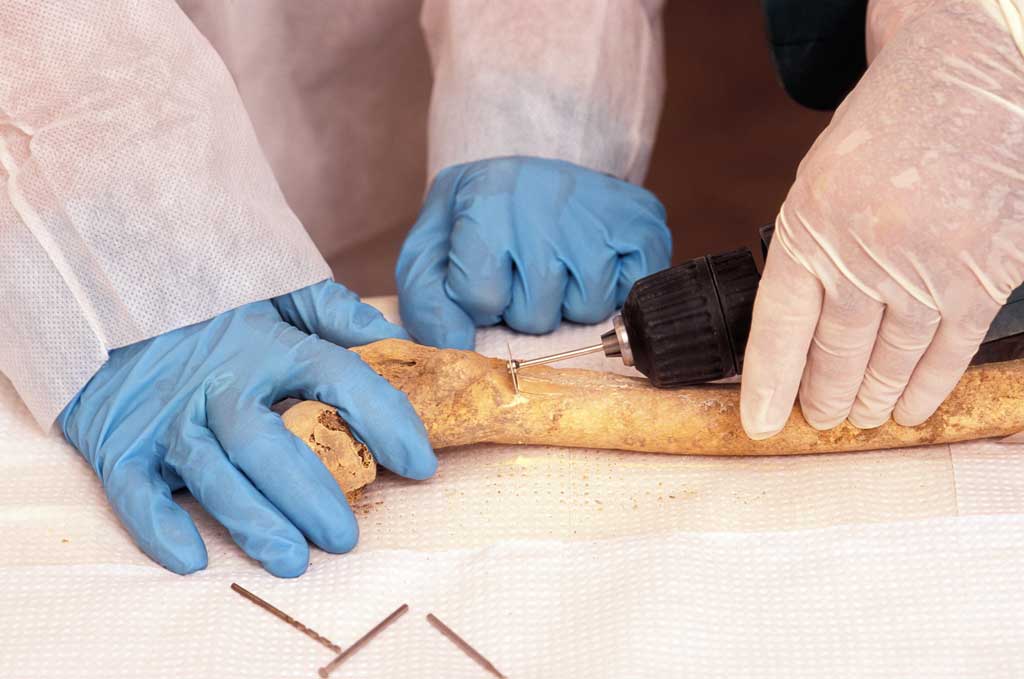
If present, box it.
[420,0,666,184]
[0,1,331,427]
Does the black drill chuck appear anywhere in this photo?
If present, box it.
[614,249,761,387]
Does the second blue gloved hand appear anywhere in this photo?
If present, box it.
[396,157,671,348]
[59,280,436,577]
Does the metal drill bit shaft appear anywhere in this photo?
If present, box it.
[508,343,606,394]
[505,342,606,395]
[426,613,506,679]
[318,604,409,677]
[230,583,341,653]
[507,315,632,394]
[512,343,606,370]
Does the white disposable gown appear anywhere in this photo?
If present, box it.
[0,0,665,426]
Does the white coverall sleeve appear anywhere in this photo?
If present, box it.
[0,1,331,428]
[420,0,667,184]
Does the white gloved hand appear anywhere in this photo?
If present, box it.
[741,0,1024,439]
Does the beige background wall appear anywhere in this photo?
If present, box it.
[646,2,831,264]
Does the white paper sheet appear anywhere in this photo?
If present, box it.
[2,297,1023,678]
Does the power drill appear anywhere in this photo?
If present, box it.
[507,225,1024,387]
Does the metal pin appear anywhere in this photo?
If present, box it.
[318,604,409,678]
[230,583,341,653]
[426,613,506,679]
[506,343,521,394]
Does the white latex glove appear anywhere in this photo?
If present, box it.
[741,0,1024,439]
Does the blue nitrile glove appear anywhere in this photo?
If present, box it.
[58,280,436,577]
[396,157,672,348]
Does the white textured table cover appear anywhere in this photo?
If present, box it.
[2,297,1023,678]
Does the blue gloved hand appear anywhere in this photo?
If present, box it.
[58,280,436,577]
[396,157,671,348]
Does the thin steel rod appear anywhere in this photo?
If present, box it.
[230,583,341,653]
[425,613,506,679]
[512,343,605,370]
[318,604,409,677]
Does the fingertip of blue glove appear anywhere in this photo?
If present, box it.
[163,551,208,575]
[109,465,209,575]
[317,518,359,555]
[353,392,439,481]
[152,525,208,575]
[348,301,410,341]
[400,446,439,481]
[260,539,311,578]
[503,310,561,336]
[562,304,615,327]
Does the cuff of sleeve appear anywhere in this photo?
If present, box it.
[421,0,665,185]
[0,221,330,429]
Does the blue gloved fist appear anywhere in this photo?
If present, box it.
[396,156,671,348]
[59,280,437,577]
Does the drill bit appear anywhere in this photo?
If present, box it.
[230,583,341,653]
[505,343,521,394]
[506,316,633,394]
[507,343,605,394]
[426,613,506,679]
[318,603,409,677]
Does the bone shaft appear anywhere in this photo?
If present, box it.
[337,340,1024,456]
